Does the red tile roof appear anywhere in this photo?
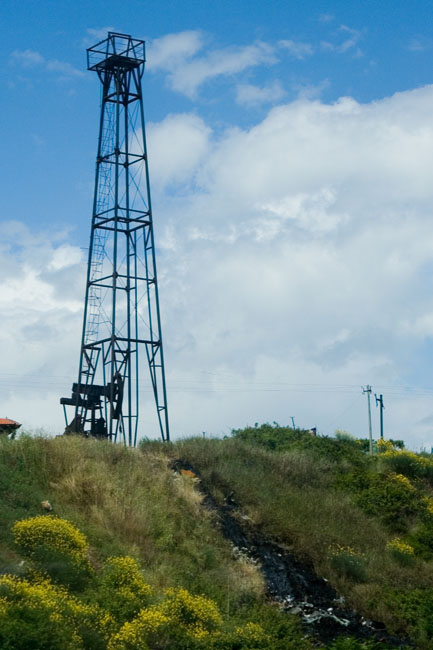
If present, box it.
[0,418,21,427]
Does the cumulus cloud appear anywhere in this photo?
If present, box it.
[147,31,277,98]
[147,113,211,189]
[0,224,84,430]
[236,81,286,107]
[6,85,433,446]
[147,31,204,69]
[145,85,433,446]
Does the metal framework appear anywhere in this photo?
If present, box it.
[61,32,169,445]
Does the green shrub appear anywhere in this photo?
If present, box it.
[384,588,433,642]
[329,545,367,583]
[355,472,421,527]
[407,522,433,560]
[385,538,415,566]
[231,424,369,466]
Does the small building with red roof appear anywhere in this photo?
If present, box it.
[0,418,21,436]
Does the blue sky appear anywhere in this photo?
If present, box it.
[3,0,433,446]
[3,0,433,235]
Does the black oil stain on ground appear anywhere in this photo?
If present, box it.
[172,459,409,647]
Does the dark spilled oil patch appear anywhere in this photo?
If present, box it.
[172,459,410,647]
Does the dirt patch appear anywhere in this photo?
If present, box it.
[172,459,409,646]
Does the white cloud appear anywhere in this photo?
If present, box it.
[236,81,286,107]
[321,25,362,56]
[10,49,44,67]
[260,187,346,233]
[408,37,433,52]
[147,113,211,189]
[46,60,85,78]
[7,85,433,447]
[85,26,117,43]
[147,31,204,69]
[0,224,84,430]
[292,79,330,100]
[338,25,361,53]
[48,244,83,271]
[279,39,314,59]
[147,31,277,98]
[10,50,84,78]
[145,84,433,446]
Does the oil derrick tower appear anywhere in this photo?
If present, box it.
[61,33,169,445]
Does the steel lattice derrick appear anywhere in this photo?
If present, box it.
[61,33,169,445]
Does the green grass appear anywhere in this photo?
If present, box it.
[0,435,265,602]
[165,429,433,647]
[0,433,319,649]
[0,428,426,648]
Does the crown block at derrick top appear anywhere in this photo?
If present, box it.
[87,32,145,72]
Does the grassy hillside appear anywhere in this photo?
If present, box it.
[171,425,433,647]
[0,435,263,601]
[0,434,314,650]
[1,428,431,648]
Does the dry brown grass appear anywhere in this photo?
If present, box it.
[0,434,265,609]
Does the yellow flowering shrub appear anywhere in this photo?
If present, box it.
[389,473,415,490]
[330,544,360,557]
[355,470,421,525]
[159,586,222,639]
[108,588,223,649]
[12,515,91,587]
[97,556,153,623]
[108,608,170,650]
[13,516,89,564]
[386,538,415,566]
[380,448,433,483]
[386,538,414,555]
[421,496,433,517]
[0,574,113,650]
[234,621,270,645]
[377,439,396,453]
[328,545,367,582]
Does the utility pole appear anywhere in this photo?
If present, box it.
[375,393,384,440]
[290,416,295,430]
[362,386,373,455]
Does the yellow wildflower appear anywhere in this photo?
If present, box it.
[12,516,89,565]
[386,538,415,556]
[160,587,222,638]
[108,608,169,650]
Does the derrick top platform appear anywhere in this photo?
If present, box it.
[87,32,145,72]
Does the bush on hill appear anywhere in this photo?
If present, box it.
[174,429,433,648]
